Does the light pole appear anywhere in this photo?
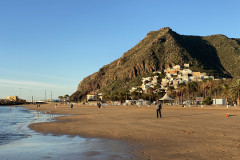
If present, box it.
[19,88,21,98]
[45,90,46,101]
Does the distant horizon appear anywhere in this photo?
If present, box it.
[1,0,240,100]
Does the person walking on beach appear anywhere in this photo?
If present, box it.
[97,102,101,109]
[55,103,57,109]
[71,103,73,109]
[156,100,162,118]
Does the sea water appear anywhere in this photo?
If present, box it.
[0,106,137,160]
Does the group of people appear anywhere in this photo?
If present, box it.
[51,101,162,118]
[52,103,73,109]
[97,100,162,118]
[70,102,100,109]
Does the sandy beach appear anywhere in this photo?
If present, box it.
[27,104,240,160]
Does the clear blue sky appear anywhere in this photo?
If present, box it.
[0,0,239,101]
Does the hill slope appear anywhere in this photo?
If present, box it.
[71,27,240,101]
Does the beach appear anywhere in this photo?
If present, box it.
[27,104,240,160]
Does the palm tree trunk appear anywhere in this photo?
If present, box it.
[181,93,183,105]
[177,94,180,105]
[226,96,228,105]
[237,91,240,106]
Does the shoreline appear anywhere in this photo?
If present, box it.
[0,106,136,160]
[26,104,240,160]
[26,104,144,159]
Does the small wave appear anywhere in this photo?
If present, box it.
[0,133,28,145]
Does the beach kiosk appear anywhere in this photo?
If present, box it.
[159,93,174,105]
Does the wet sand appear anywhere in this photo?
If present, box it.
[0,106,135,160]
[27,104,240,160]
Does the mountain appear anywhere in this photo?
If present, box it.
[70,27,240,101]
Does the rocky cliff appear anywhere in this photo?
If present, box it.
[71,27,240,101]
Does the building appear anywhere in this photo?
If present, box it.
[130,87,138,93]
[173,65,181,71]
[142,83,150,92]
[86,92,103,101]
[4,96,26,104]
[182,69,192,76]
[141,76,159,93]
[152,76,158,84]
[213,99,227,105]
[153,71,162,74]
[5,96,19,101]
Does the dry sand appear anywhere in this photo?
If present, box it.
[27,104,240,160]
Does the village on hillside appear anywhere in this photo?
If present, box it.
[130,64,215,93]
[85,64,237,107]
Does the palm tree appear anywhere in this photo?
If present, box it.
[64,94,70,101]
[166,86,176,104]
[58,96,64,101]
[175,88,181,105]
[220,83,229,104]
[64,94,69,98]
[147,87,154,102]
[212,80,222,103]
[167,86,175,96]
[177,83,187,105]
[213,80,222,95]
[188,81,198,104]
[118,91,126,103]
[229,79,240,105]
[123,90,130,101]
[206,79,213,97]
[200,79,213,98]
[136,87,143,100]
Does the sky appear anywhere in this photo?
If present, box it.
[0,0,240,101]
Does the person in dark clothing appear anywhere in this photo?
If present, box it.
[97,102,101,109]
[156,100,162,118]
[70,103,73,109]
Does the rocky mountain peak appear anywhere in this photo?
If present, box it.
[70,27,240,101]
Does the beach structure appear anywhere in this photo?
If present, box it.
[160,93,174,101]
[195,97,204,105]
[34,100,45,104]
[124,99,149,106]
[213,99,227,105]
[136,99,149,106]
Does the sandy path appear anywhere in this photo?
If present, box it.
[27,104,240,160]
